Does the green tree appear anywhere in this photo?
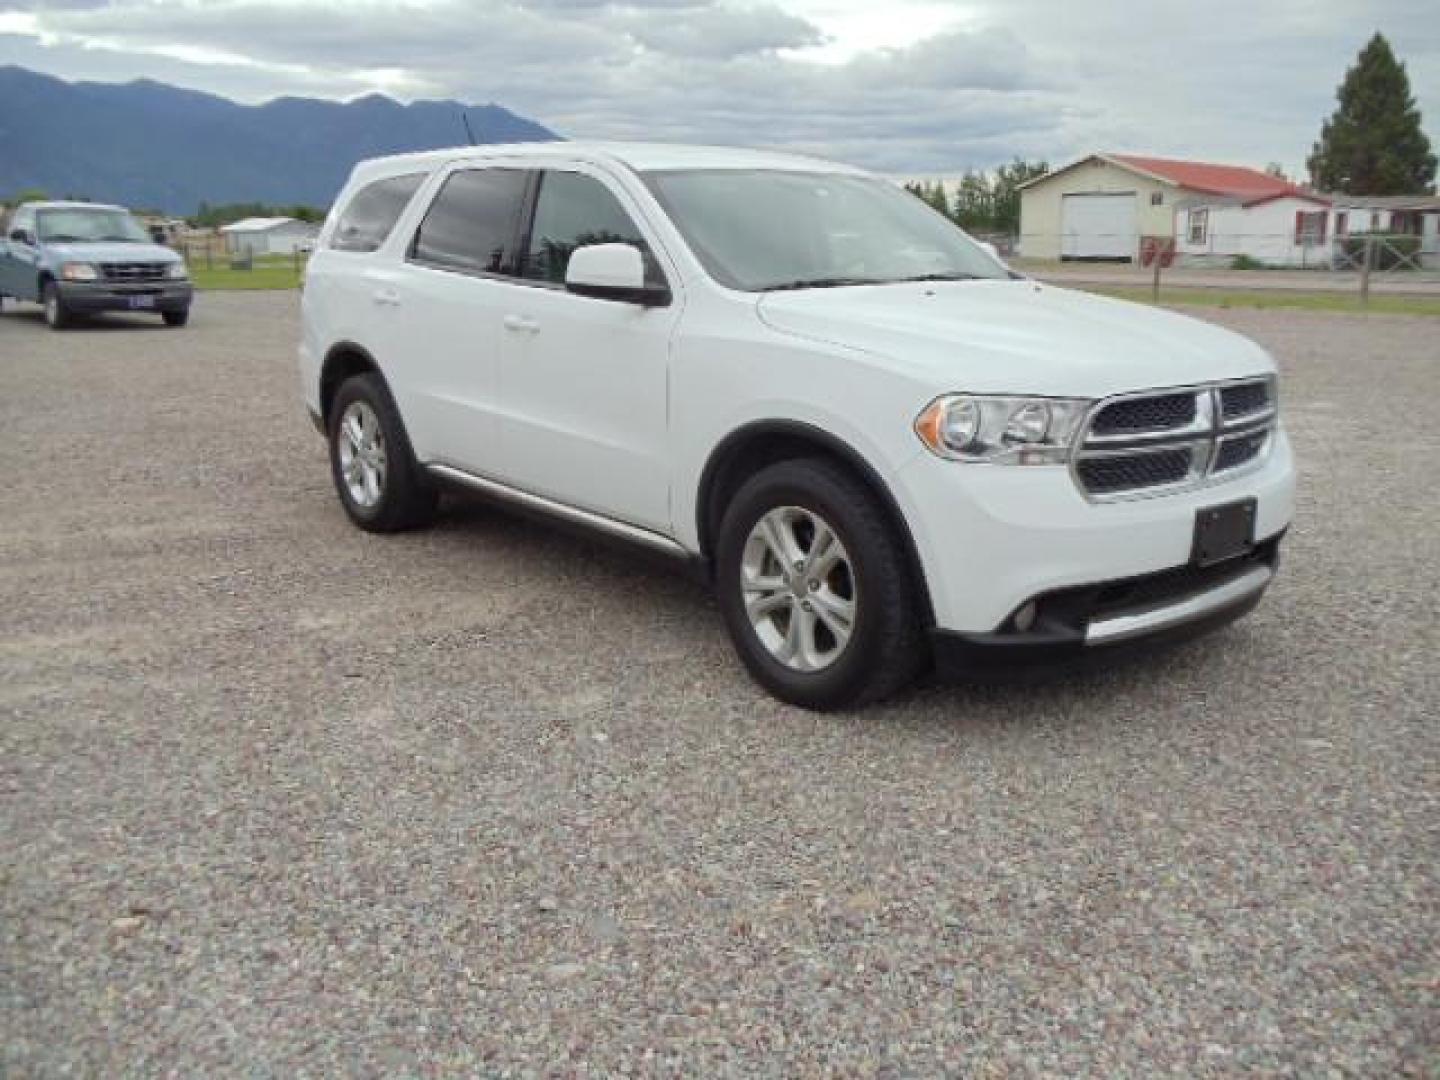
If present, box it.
[1307,32,1436,194]
[990,159,1049,235]
[9,187,50,204]
[951,169,996,231]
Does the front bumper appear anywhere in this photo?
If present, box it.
[57,280,192,314]
[894,426,1296,636]
[931,532,1282,678]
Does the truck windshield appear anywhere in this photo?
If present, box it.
[643,169,1010,292]
[37,208,151,244]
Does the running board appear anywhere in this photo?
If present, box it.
[426,463,690,559]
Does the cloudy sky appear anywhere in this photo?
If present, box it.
[1,0,1436,175]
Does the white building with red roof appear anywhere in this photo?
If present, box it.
[1018,152,1341,267]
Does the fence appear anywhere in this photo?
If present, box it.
[174,235,310,275]
[1007,231,1439,306]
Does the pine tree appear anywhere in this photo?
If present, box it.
[1307,33,1436,195]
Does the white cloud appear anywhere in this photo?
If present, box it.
[0,0,1436,174]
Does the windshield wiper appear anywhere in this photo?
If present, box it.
[42,234,83,242]
[892,272,985,283]
[761,276,879,292]
[97,235,142,243]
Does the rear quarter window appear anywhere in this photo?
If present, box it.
[330,173,426,253]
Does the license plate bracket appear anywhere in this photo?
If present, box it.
[129,295,156,310]
[1192,498,1257,567]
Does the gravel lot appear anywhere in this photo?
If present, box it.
[2,292,1436,1076]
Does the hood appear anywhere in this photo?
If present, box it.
[756,279,1274,398]
[44,241,183,265]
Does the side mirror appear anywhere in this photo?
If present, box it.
[565,243,668,306]
[9,229,32,245]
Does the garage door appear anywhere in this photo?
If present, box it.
[1061,193,1137,261]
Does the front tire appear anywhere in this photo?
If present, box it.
[42,281,72,330]
[715,457,927,710]
[328,373,437,532]
[163,309,189,327]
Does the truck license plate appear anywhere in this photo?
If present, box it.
[129,295,155,309]
[1192,498,1257,567]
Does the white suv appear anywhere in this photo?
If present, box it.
[300,142,1295,709]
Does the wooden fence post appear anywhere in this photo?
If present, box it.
[1359,235,1374,308]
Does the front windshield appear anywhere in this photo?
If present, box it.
[36,208,151,244]
[643,169,1009,291]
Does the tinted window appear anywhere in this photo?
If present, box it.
[331,173,425,253]
[521,171,654,284]
[412,168,528,275]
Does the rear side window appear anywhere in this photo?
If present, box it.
[520,171,653,284]
[330,173,425,253]
[412,168,528,275]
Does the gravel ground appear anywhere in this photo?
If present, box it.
[2,293,1436,1076]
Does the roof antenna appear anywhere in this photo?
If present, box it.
[459,108,477,146]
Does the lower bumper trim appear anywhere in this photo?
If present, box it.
[1085,564,1273,645]
[931,542,1280,680]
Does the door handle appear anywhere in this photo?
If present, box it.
[503,314,540,334]
[372,287,401,307]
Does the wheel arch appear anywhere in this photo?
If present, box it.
[319,341,383,426]
[695,420,935,627]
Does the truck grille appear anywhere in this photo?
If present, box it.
[100,262,168,282]
[1091,393,1196,435]
[1073,378,1276,500]
[1077,447,1195,494]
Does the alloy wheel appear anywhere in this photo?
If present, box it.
[740,506,857,672]
[337,400,388,508]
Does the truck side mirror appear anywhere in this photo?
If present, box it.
[9,229,33,245]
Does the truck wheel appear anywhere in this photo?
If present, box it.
[163,309,189,327]
[715,457,927,710]
[328,372,437,532]
[43,281,72,330]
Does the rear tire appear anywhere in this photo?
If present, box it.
[715,457,927,710]
[163,309,189,327]
[42,281,72,330]
[328,372,437,532]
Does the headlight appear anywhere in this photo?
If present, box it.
[165,262,188,280]
[59,262,99,282]
[915,394,1090,464]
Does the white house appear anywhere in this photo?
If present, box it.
[220,216,318,256]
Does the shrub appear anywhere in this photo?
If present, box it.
[1231,254,1265,270]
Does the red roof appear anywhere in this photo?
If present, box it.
[1110,154,1329,207]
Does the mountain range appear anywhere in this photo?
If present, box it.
[0,65,559,213]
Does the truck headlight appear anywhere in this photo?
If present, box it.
[915,394,1090,465]
[165,262,189,280]
[60,262,99,282]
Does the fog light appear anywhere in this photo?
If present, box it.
[1012,601,1037,633]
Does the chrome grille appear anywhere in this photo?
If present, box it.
[1077,447,1195,494]
[1091,393,1196,435]
[1221,381,1272,421]
[100,262,168,282]
[1214,429,1270,472]
[1073,378,1276,500]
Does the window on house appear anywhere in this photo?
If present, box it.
[1390,211,1420,235]
[1294,210,1327,246]
[1187,209,1208,244]
[1335,212,1348,236]
[1150,192,1164,206]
